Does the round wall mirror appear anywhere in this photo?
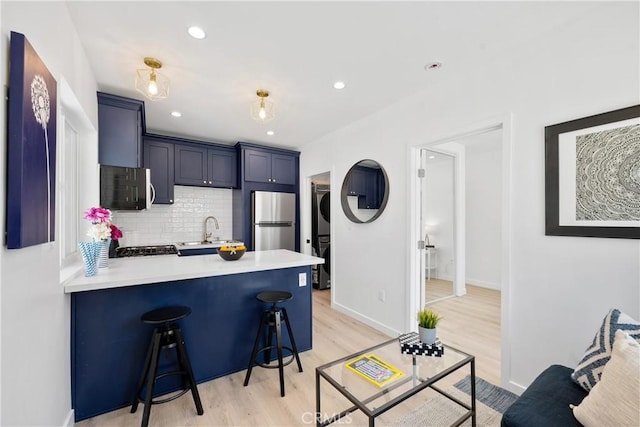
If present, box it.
[341,159,389,223]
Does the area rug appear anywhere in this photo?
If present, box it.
[391,376,518,427]
[453,376,519,414]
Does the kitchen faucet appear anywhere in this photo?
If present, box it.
[203,216,219,242]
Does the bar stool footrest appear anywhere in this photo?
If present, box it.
[134,369,193,405]
[255,346,296,369]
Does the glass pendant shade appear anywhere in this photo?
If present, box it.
[135,57,169,101]
[250,89,275,123]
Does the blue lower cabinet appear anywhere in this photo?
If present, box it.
[70,266,312,420]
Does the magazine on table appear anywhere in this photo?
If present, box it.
[345,354,404,387]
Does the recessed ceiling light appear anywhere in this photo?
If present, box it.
[333,81,346,89]
[424,61,443,71]
[171,111,182,117]
[266,130,275,136]
[428,155,436,159]
[187,26,206,40]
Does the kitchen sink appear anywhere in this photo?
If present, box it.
[175,240,236,247]
[176,241,209,246]
[174,239,242,256]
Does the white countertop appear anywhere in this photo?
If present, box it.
[64,249,324,293]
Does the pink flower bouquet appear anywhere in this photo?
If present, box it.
[83,207,112,223]
[110,224,123,240]
[83,207,123,242]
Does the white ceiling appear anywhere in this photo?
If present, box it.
[66,1,600,150]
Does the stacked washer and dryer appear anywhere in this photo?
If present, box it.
[311,183,330,289]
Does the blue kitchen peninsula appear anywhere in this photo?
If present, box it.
[64,249,323,421]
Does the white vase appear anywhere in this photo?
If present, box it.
[98,239,110,268]
[418,326,437,345]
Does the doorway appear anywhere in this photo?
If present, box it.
[310,172,331,291]
[410,118,512,386]
[421,129,504,305]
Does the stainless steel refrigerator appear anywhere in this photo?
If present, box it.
[252,191,296,251]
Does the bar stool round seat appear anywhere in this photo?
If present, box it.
[244,290,303,397]
[142,305,192,324]
[131,305,203,427]
[257,290,293,305]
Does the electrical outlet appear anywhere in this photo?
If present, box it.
[378,290,386,302]
[298,272,307,287]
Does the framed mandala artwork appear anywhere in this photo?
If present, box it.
[7,31,57,248]
[545,105,640,239]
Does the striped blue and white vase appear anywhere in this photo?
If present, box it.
[98,238,111,268]
[79,241,102,277]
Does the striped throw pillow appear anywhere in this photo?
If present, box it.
[572,330,640,427]
[571,309,640,392]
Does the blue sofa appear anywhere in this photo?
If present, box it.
[501,365,588,427]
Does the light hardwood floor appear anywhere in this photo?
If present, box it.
[426,281,501,386]
[76,285,500,426]
[426,278,455,302]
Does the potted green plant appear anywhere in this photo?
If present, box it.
[417,308,442,345]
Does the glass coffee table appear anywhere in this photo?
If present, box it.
[315,337,475,427]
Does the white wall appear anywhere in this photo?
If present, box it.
[0,2,99,425]
[112,186,233,246]
[465,135,502,289]
[299,1,639,390]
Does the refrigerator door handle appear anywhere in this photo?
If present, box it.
[256,222,293,227]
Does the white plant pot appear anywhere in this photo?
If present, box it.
[418,326,437,345]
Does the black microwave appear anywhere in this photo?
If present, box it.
[100,165,153,210]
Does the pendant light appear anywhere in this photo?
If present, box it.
[135,57,169,101]
[250,89,275,123]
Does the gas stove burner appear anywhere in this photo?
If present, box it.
[116,245,178,257]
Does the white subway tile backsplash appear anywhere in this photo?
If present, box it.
[112,185,234,246]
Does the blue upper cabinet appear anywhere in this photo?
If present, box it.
[175,142,237,188]
[143,135,175,204]
[244,148,297,185]
[244,149,269,183]
[271,153,297,185]
[208,147,237,188]
[174,144,207,186]
[97,92,145,168]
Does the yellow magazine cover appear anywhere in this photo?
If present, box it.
[345,354,404,387]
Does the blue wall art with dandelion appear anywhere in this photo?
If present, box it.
[7,31,57,248]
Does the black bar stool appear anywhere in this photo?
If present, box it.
[243,290,303,397]
[130,305,204,427]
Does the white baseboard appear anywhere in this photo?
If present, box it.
[504,379,526,395]
[431,274,500,291]
[330,300,401,338]
[466,277,500,290]
[62,409,74,427]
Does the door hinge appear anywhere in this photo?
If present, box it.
[417,240,425,249]
[417,168,425,178]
